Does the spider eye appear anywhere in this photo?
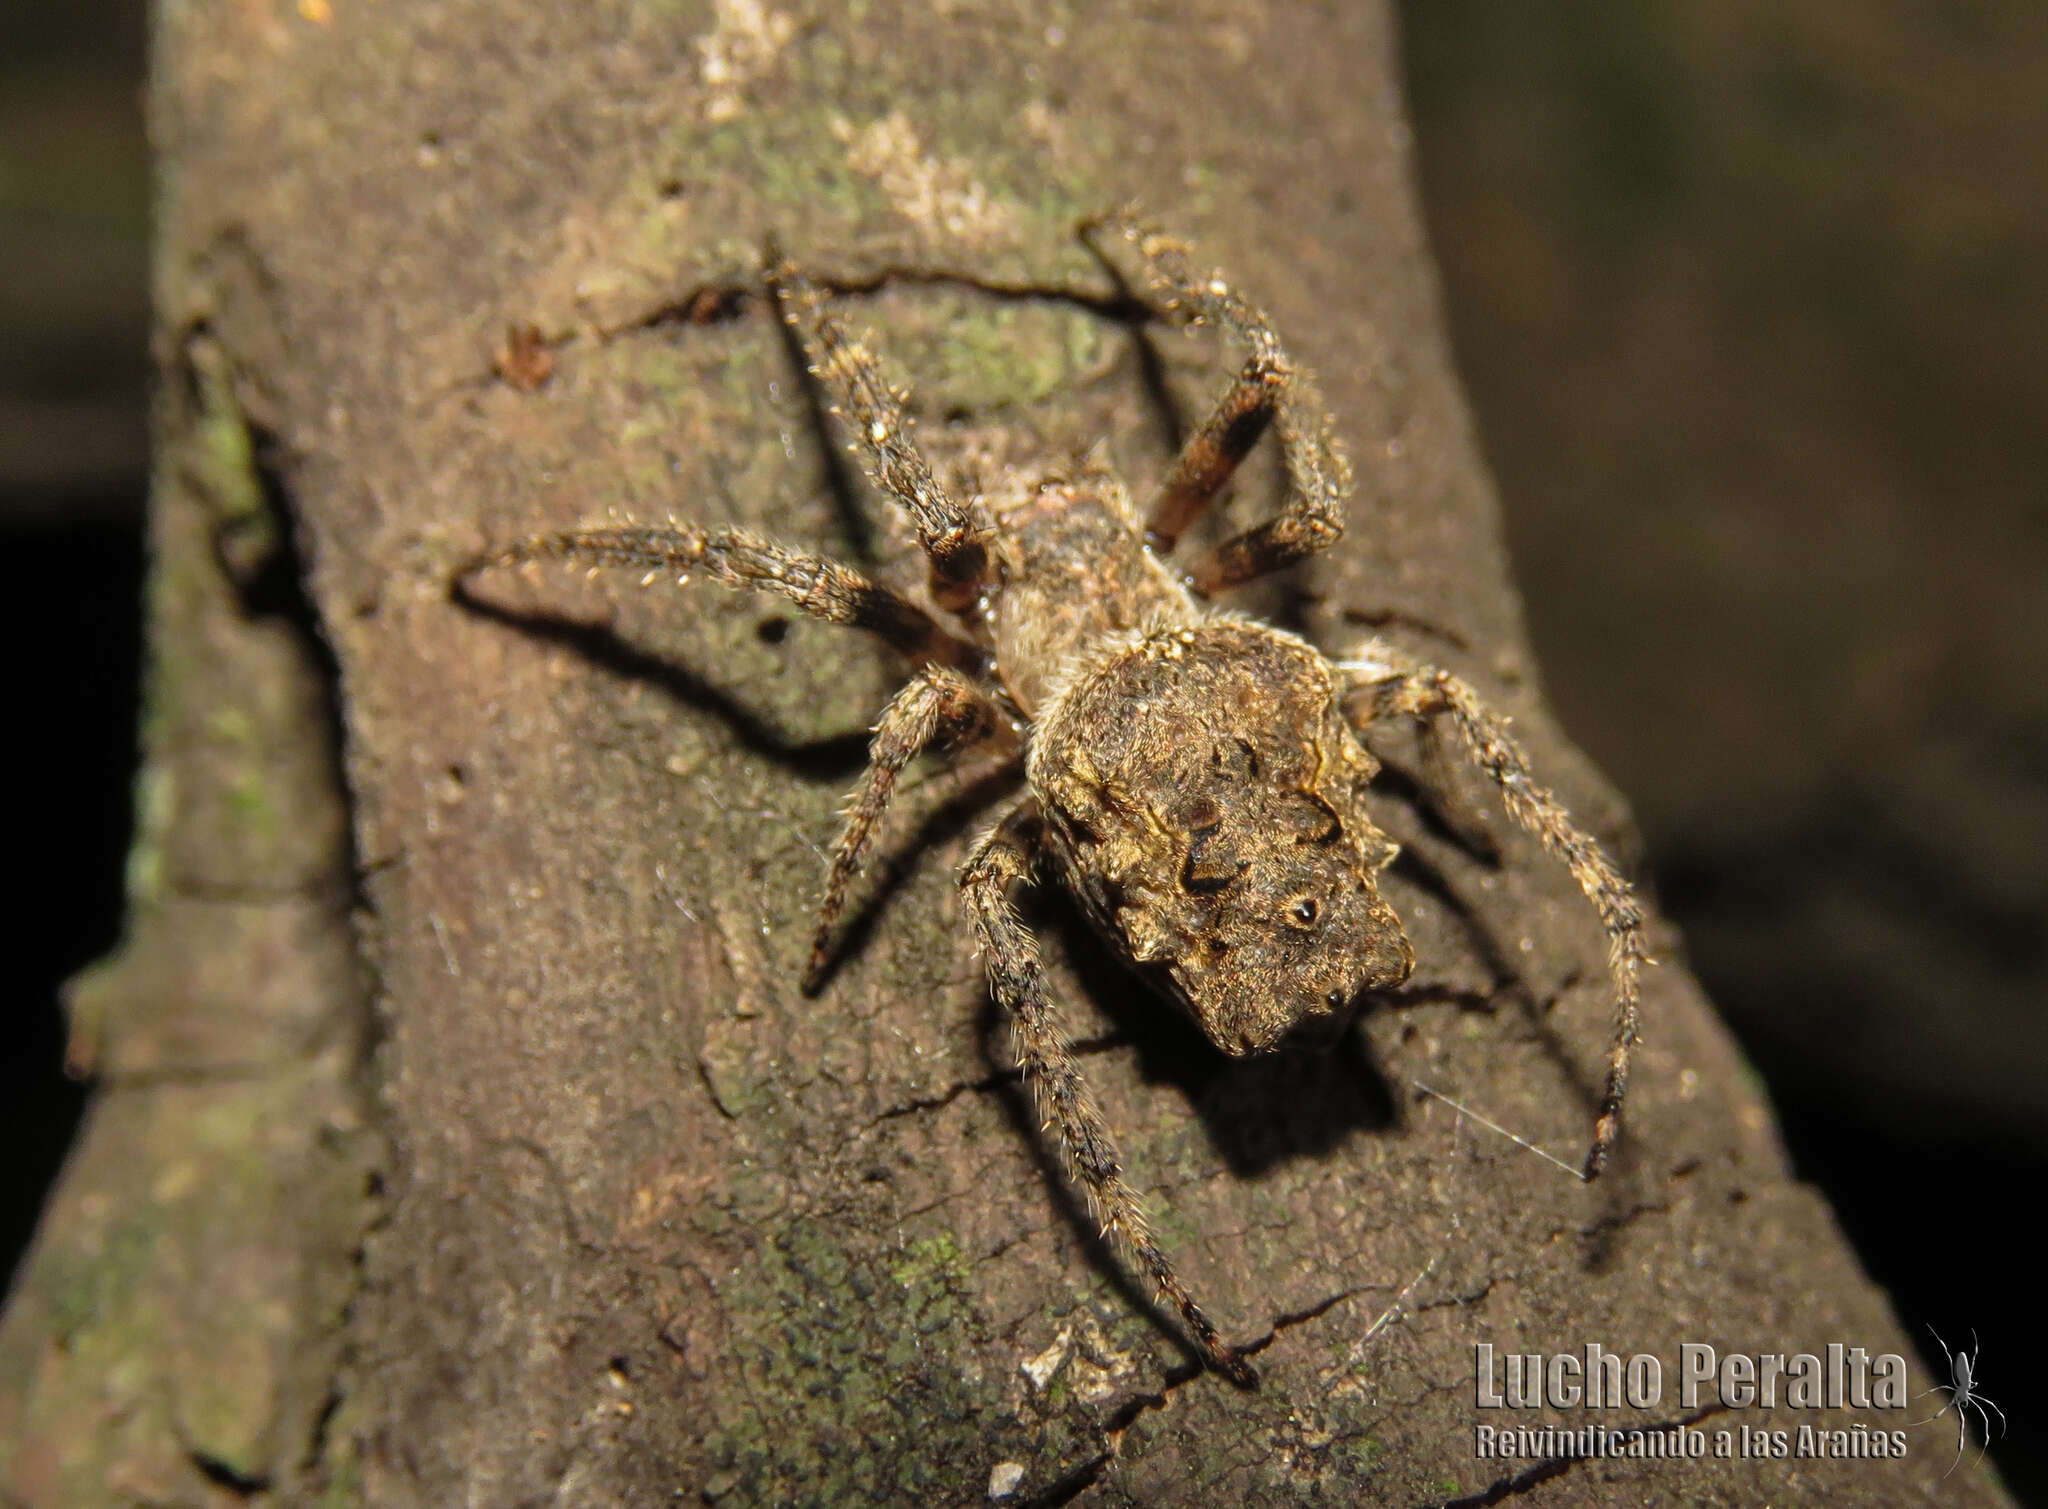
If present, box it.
[1288,896,1320,928]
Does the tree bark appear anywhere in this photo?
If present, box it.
[1,2,2017,1505]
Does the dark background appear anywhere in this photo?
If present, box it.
[1,0,151,1329]
[4,1,2041,1498]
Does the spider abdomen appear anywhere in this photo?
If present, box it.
[1031,620,1414,1055]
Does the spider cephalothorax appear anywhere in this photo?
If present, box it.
[464,216,1646,1384]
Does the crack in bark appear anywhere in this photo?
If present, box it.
[601,262,1151,346]
[1015,1284,1388,1507]
[187,1445,270,1498]
[597,281,756,339]
[1431,1406,1730,1509]
[1246,1283,1383,1359]
[861,1032,1133,1128]
[1339,604,1474,654]
[867,1071,1009,1127]
[1012,1447,1116,1509]
[1541,1199,1674,1250]
[1415,1275,1505,1317]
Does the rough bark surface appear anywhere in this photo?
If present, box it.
[1,2,2019,1506]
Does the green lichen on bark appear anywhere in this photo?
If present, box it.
[0,313,376,1503]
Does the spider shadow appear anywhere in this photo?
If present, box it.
[764,281,885,566]
[802,755,1024,998]
[1374,809,1637,1219]
[1077,228,1317,642]
[774,230,1313,643]
[452,577,1030,1001]
[1074,231,1188,460]
[449,581,873,781]
[972,885,1402,1375]
[981,885,1401,1187]
[767,243,1156,569]
[454,583,1417,1184]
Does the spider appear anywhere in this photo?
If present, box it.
[1917,1327,2005,1475]
[462,216,1647,1385]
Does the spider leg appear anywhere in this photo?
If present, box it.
[1085,212,1349,592]
[767,253,993,612]
[1341,637,1648,1180]
[464,523,979,669]
[803,665,1005,991]
[1909,1382,1960,1428]
[960,803,1256,1386]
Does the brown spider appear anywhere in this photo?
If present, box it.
[463,217,1647,1385]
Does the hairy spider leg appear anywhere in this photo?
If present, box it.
[804,665,1004,992]
[1085,213,1351,593]
[465,523,978,669]
[1342,638,1648,1179]
[961,805,1258,1386]
[767,253,994,612]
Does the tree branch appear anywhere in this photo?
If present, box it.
[0,3,2015,1505]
